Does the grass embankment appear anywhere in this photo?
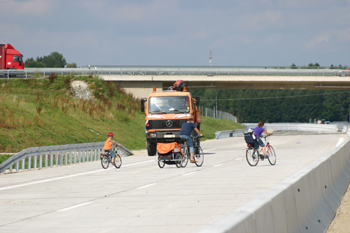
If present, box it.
[0,75,244,161]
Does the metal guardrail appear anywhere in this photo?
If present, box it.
[0,66,346,78]
[215,129,245,139]
[0,141,133,174]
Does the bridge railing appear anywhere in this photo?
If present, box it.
[0,66,345,78]
[0,142,133,174]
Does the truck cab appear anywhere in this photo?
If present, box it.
[141,81,201,156]
[0,44,24,69]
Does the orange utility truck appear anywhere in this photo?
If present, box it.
[141,80,201,156]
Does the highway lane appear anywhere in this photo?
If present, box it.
[0,134,347,233]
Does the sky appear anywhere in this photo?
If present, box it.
[1,0,349,67]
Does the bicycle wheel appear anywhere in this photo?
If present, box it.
[246,148,259,166]
[158,155,165,168]
[175,153,182,168]
[101,155,109,169]
[194,147,204,167]
[181,147,189,168]
[267,145,276,165]
[114,154,122,168]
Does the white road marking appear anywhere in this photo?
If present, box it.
[335,138,344,148]
[213,164,223,167]
[136,183,157,189]
[235,158,242,161]
[182,172,196,176]
[58,202,93,212]
[0,160,154,191]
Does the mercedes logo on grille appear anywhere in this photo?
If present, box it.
[166,120,173,128]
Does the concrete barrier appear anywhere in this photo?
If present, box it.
[215,129,245,139]
[200,137,350,233]
[242,123,339,133]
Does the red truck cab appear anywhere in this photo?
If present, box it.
[0,43,24,69]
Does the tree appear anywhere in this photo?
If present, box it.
[24,57,45,68]
[24,52,67,68]
[66,63,77,68]
[291,63,297,69]
[37,52,67,68]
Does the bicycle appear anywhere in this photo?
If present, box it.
[245,134,276,166]
[100,147,122,169]
[181,135,204,167]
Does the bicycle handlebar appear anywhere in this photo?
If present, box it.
[261,133,273,138]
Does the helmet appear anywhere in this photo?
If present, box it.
[108,132,114,137]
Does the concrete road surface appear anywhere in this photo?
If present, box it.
[0,134,347,233]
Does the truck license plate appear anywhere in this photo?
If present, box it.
[164,135,175,138]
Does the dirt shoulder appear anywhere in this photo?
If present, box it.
[327,184,350,232]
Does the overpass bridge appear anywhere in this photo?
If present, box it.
[1,66,349,98]
[101,74,350,98]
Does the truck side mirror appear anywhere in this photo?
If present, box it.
[140,98,146,113]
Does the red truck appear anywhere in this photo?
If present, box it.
[0,43,24,69]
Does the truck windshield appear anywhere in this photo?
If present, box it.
[149,96,190,114]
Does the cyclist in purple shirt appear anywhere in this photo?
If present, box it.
[254,121,272,156]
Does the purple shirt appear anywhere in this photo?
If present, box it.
[254,127,265,137]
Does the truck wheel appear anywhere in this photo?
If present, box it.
[147,143,157,156]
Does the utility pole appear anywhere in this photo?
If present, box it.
[209,50,212,67]
[215,94,218,118]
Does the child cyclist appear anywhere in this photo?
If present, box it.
[104,132,121,165]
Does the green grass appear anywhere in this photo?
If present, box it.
[200,117,245,141]
[0,75,244,154]
[0,154,12,164]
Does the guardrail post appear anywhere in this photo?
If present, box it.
[40,155,43,169]
[28,156,31,170]
[70,152,72,164]
[22,158,25,171]
[74,151,77,164]
[34,155,37,169]
[55,153,58,166]
[60,152,63,165]
[65,152,68,165]
[45,154,48,168]
[79,150,82,163]
[16,162,19,172]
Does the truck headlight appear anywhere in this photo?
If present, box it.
[149,133,157,137]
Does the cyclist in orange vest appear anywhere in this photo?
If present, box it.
[104,132,120,165]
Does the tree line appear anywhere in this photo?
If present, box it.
[290,63,348,69]
[191,89,350,123]
[25,52,76,68]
